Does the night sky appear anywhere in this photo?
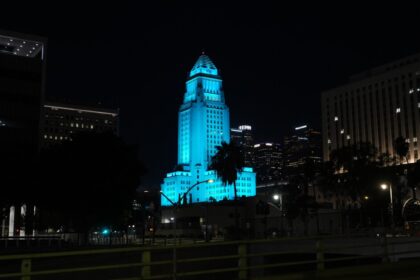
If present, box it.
[2,2,420,187]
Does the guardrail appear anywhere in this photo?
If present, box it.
[0,236,63,250]
[0,235,420,279]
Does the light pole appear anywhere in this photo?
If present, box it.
[272,194,281,210]
[160,179,214,243]
[380,183,394,232]
[272,194,284,236]
[177,179,214,205]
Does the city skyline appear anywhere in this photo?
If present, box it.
[2,4,420,278]
[1,3,420,186]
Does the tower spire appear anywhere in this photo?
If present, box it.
[190,53,218,77]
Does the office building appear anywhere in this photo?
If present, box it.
[253,142,283,184]
[0,31,46,159]
[230,125,254,166]
[0,31,46,237]
[42,101,119,148]
[322,53,420,163]
[160,54,256,206]
[283,125,322,176]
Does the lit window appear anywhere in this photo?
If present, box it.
[414,137,418,142]
[340,129,344,134]
[409,89,415,94]
[396,108,401,113]
[334,116,339,121]
[347,135,351,140]
[327,139,331,144]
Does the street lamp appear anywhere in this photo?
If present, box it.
[380,182,394,232]
[160,179,215,243]
[272,194,282,210]
[178,179,214,205]
[177,179,214,242]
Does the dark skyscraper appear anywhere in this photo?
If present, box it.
[252,142,283,184]
[0,31,46,159]
[322,53,420,164]
[283,125,322,177]
[230,125,254,166]
[0,31,46,236]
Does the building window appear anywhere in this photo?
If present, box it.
[334,116,339,121]
[396,108,401,113]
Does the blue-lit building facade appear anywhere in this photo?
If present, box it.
[161,54,256,206]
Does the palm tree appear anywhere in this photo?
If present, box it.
[394,136,409,164]
[210,141,244,235]
[329,142,378,201]
[210,141,245,200]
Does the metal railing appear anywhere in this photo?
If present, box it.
[1,235,420,279]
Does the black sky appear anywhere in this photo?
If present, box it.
[2,2,420,186]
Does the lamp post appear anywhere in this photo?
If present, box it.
[178,179,214,205]
[271,194,283,236]
[380,183,394,232]
[273,194,281,210]
[160,179,214,243]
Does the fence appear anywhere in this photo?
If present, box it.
[0,235,420,279]
[0,236,62,250]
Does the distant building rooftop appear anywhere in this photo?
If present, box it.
[0,30,46,59]
[44,101,119,117]
[349,53,420,82]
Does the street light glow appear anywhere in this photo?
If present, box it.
[273,194,280,200]
[380,184,388,190]
[364,195,369,200]
[207,179,214,183]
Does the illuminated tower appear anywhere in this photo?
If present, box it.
[161,54,256,206]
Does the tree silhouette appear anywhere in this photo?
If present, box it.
[329,142,378,201]
[210,141,245,201]
[394,136,409,164]
[39,132,144,243]
[210,141,244,236]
